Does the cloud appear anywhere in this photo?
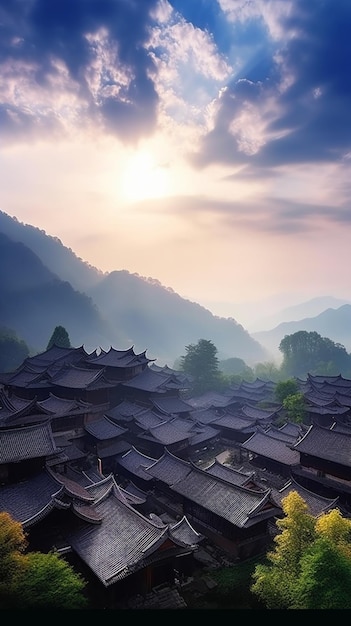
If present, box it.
[192,0,351,170]
[0,0,160,143]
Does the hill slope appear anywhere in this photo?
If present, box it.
[253,304,351,360]
[0,212,266,364]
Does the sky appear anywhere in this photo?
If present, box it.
[1,0,351,328]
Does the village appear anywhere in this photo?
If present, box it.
[1,342,351,608]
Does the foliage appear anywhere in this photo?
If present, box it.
[251,491,351,609]
[0,327,30,372]
[218,357,253,379]
[275,378,299,403]
[282,392,306,423]
[179,338,222,394]
[12,551,88,610]
[279,330,351,378]
[46,325,71,350]
[253,361,282,382]
[0,511,87,610]
[209,558,265,608]
[291,537,351,609]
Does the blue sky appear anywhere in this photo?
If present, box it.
[1,0,351,326]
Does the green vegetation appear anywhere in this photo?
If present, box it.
[0,511,88,609]
[279,330,351,378]
[0,327,30,372]
[179,338,223,394]
[251,491,351,609]
[46,325,72,350]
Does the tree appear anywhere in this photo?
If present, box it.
[13,551,88,610]
[279,330,351,378]
[251,492,351,609]
[292,537,351,609]
[46,325,71,350]
[282,392,306,423]
[275,378,299,403]
[253,361,282,382]
[0,327,30,372]
[179,339,222,394]
[0,511,88,609]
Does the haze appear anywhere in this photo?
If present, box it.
[0,0,350,329]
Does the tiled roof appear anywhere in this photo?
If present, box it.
[96,439,131,458]
[205,459,255,487]
[50,365,110,389]
[66,494,175,586]
[306,404,349,415]
[271,478,340,517]
[121,367,183,393]
[0,422,58,463]
[189,424,219,446]
[122,480,148,502]
[38,394,92,415]
[171,467,280,528]
[145,449,192,485]
[189,407,221,425]
[85,416,128,440]
[186,391,235,410]
[0,469,63,527]
[212,412,256,432]
[134,409,167,430]
[169,516,204,546]
[241,404,281,420]
[50,470,96,502]
[140,418,193,445]
[149,364,193,385]
[86,346,151,368]
[241,428,300,466]
[115,447,156,481]
[151,396,193,415]
[105,400,147,422]
[293,424,351,467]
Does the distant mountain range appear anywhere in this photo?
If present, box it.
[0,211,267,365]
[253,304,351,361]
[2,209,351,367]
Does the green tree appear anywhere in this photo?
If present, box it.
[279,330,351,378]
[179,339,222,394]
[0,511,87,609]
[292,537,351,609]
[46,325,71,350]
[253,361,282,382]
[282,392,306,424]
[13,551,88,610]
[251,492,351,609]
[0,327,30,372]
[275,378,299,403]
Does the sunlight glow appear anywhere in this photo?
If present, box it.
[121,150,170,202]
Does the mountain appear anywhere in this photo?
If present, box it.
[248,296,351,332]
[0,232,113,352]
[253,304,351,361]
[0,212,266,364]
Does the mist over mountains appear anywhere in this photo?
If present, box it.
[0,211,266,365]
[1,209,350,366]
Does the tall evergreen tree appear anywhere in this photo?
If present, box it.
[179,338,221,394]
[46,325,71,350]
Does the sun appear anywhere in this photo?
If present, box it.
[121,150,170,202]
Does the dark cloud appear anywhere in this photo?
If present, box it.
[194,0,351,169]
[0,0,159,142]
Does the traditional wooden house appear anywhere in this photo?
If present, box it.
[270,476,341,518]
[292,423,351,510]
[0,420,59,484]
[84,415,130,474]
[239,425,302,478]
[143,448,282,560]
